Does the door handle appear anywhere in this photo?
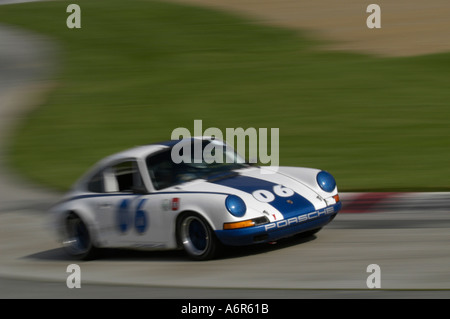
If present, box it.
[98,203,112,209]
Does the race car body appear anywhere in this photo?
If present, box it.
[51,137,341,260]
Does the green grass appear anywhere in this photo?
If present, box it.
[0,0,449,191]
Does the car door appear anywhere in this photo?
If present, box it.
[89,159,158,248]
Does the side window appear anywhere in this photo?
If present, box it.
[87,171,105,193]
[86,161,145,193]
[146,150,175,190]
[111,161,144,193]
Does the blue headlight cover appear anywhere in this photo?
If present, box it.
[316,171,336,192]
[225,195,247,217]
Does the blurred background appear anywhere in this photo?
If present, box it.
[0,0,449,192]
[0,0,449,298]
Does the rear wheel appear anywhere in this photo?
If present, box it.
[178,213,220,261]
[63,213,98,260]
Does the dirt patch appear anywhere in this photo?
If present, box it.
[164,0,450,56]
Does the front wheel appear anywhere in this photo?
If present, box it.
[178,213,220,261]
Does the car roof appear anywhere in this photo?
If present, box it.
[103,144,167,162]
[99,136,217,163]
[71,137,225,191]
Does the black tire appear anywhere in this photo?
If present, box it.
[177,213,220,261]
[63,213,98,260]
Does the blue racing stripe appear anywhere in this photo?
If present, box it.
[208,175,315,219]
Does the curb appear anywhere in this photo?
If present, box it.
[339,192,450,213]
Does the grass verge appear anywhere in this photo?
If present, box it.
[0,0,449,191]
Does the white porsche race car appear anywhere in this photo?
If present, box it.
[51,137,341,260]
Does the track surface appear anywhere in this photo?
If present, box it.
[0,203,449,298]
[0,2,449,299]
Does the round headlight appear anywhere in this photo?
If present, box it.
[225,195,247,217]
[316,171,336,192]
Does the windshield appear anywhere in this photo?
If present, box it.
[146,140,248,190]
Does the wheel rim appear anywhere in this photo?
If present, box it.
[64,216,91,255]
[181,216,209,256]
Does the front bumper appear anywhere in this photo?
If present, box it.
[215,201,341,246]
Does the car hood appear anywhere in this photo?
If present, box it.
[164,166,328,218]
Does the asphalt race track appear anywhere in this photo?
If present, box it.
[0,15,449,299]
[1,199,450,298]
